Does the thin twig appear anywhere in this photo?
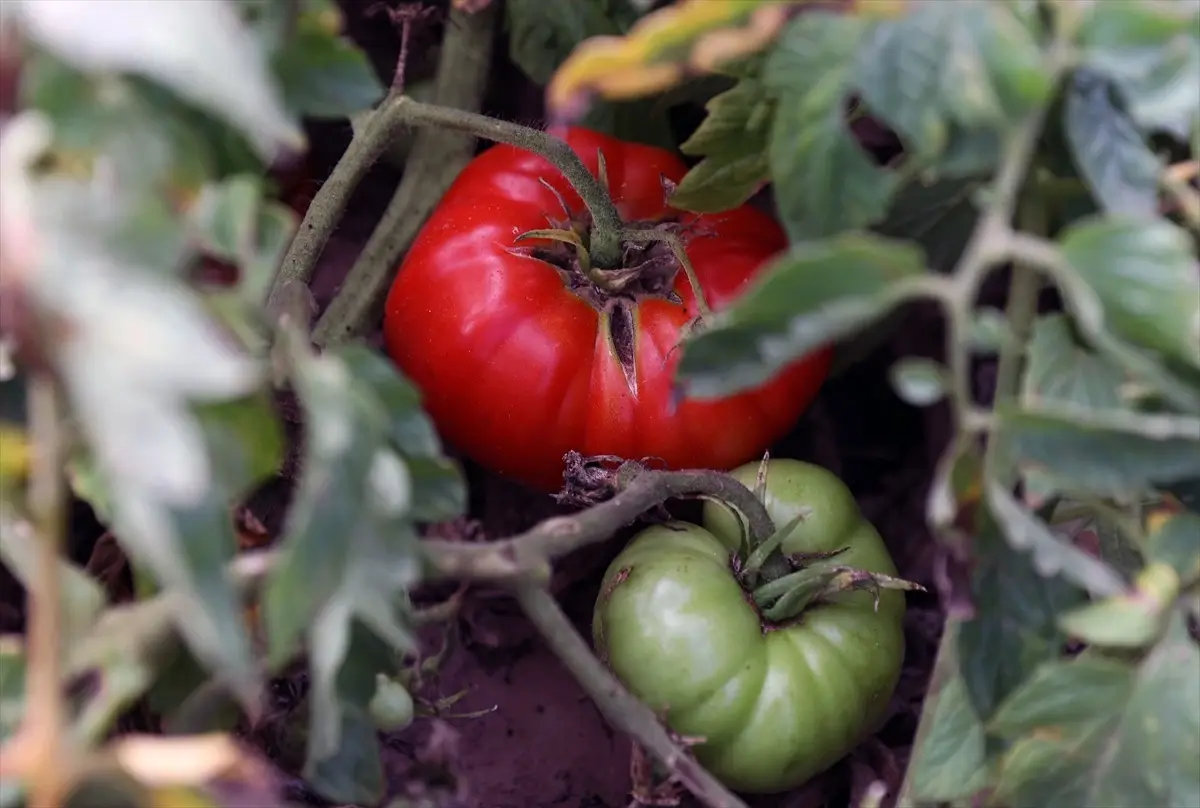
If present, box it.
[515,584,748,808]
[265,113,400,312]
[421,466,776,582]
[311,1,496,347]
[22,373,69,805]
[266,94,624,312]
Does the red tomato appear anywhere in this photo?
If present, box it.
[382,127,832,492]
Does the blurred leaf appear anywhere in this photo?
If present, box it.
[1022,314,1127,411]
[0,639,22,806]
[303,622,392,804]
[264,340,463,790]
[0,504,108,644]
[988,652,1133,738]
[958,513,1086,719]
[1064,69,1161,218]
[989,613,1200,808]
[190,175,298,305]
[935,126,1002,178]
[675,233,927,399]
[14,129,275,708]
[0,638,25,740]
[506,0,675,147]
[1058,589,1167,650]
[998,405,1200,500]
[10,0,303,159]
[546,0,799,114]
[984,479,1127,598]
[888,357,948,407]
[766,13,898,240]
[1077,0,1200,139]
[272,7,384,118]
[670,75,772,213]
[904,623,990,804]
[19,53,214,194]
[506,0,639,85]
[1145,511,1200,585]
[967,308,1015,356]
[66,596,182,743]
[855,0,1051,160]
[874,177,981,274]
[1092,515,1143,580]
[926,435,984,536]
[1163,476,1200,513]
[1058,216,1200,370]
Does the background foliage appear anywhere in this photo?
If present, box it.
[0,0,1198,807]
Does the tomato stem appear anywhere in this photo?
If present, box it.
[740,511,807,586]
[385,97,627,269]
[753,565,924,623]
[622,229,714,320]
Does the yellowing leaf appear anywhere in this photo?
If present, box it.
[0,425,31,483]
[547,0,794,116]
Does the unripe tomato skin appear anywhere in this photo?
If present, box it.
[381,127,833,492]
[593,459,905,793]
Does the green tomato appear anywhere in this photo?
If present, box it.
[369,673,415,731]
[592,459,906,794]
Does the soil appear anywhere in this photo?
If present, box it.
[0,3,1019,807]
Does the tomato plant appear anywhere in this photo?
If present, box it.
[592,458,907,793]
[382,127,833,492]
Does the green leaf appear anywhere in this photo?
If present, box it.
[675,233,928,399]
[874,177,982,274]
[506,0,638,85]
[998,405,1200,500]
[957,515,1086,719]
[272,11,385,118]
[1064,69,1161,218]
[990,613,1200,808]
[190,174,298,305]
[14,136,277,708]
[988,653,1134,739]
[904,623,990,803]
[1058,216,1200,370]
[504,0,671,147]
[19,53,215,194]
[1077,0,1200,139]
[984,479,1128,598]
[1021,314,1128,411]
[888,357,948,407]
[854,0,1051,160]
[1146,511,1200,585]
[0,504,108,645]
[1058,593,1167,650]
[0,640,25,808]
[670,76,771,213]
[12,0,303,158]
[263,339,464,783]
[0,638,26,741]
[304,622,392,805]
[765,13,897,240]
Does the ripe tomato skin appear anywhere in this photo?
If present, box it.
[593,459,905,793]
[382,127,833,492]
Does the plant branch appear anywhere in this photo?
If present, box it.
[423,466,774,582]
[21,373,69,806]
[311,1,497,347]
[267,89,625,312]
[901,34,1072,808]
[514,584,748,808]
